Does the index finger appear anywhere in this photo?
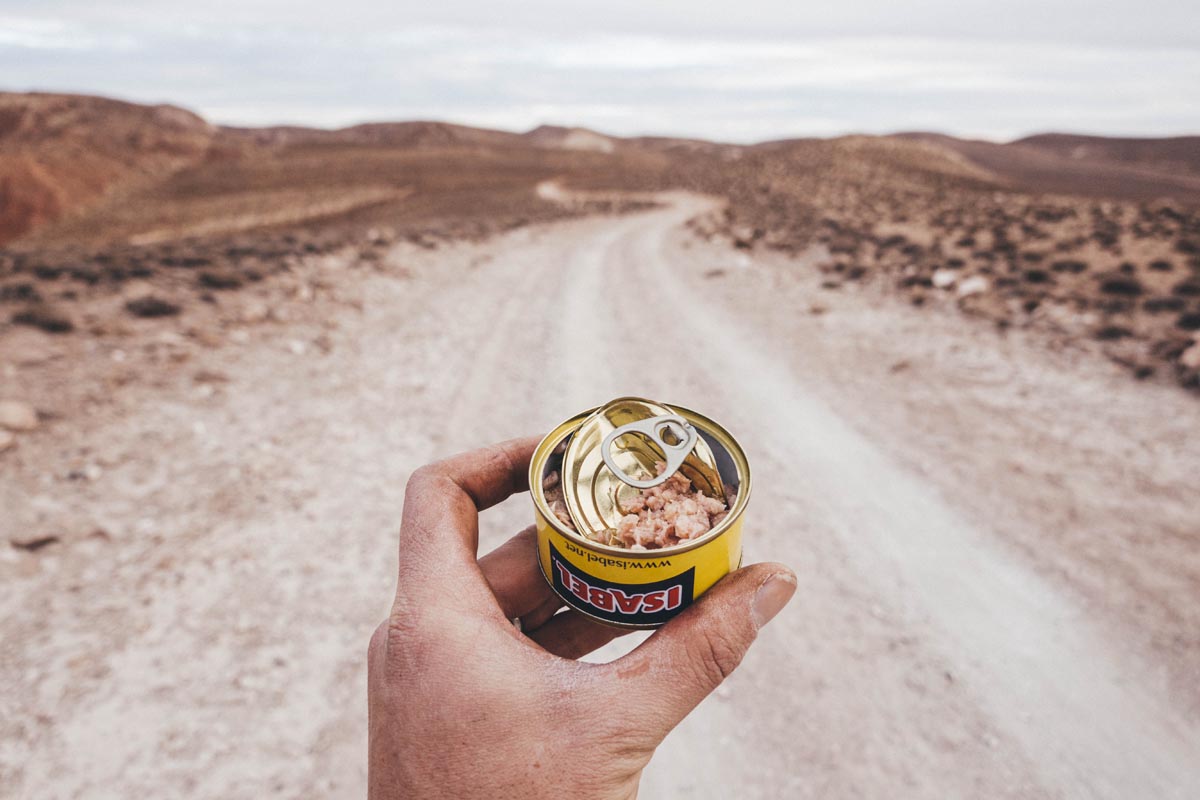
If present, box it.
[399,435,541,579]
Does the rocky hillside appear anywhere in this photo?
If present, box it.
[1,91,1197,391]
[0,93,216,244]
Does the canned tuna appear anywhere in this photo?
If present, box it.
[530,397,751,628]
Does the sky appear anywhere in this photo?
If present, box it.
[1,1,1198,143]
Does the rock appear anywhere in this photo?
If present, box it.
[240,300,271,323]
[125,295,181,318]
[1,328,63,366]
[0,400,38,431]
[186,327,223,348]
[931,269,957,289]
[1181,340,1200,370]
[1098,275,1143,296]
[1050,260,1088,274]
[197,270,244,290]
[1094,325,1132,341]
[0,429,14,452]
[193,369,230,384]
[10,535,60,552]
[11,304,73,333]
[121,280,156,300]
[1173,279,1200,297]
[731,226,756,249]
[956,275,990,297]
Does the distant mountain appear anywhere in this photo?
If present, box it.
[0,92,215,243]
[2,90,1196,246]
[893,131,1200,202]
[523,125,616,153]
[220,120,527,149]
[1014,133,1200,178]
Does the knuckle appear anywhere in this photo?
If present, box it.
[404,464,438,496]
[373,598,432,675]
[367,620,389,665]
[489,444,519,481]
[687,628,746,687]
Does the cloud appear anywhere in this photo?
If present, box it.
[1,8,1198,141]
[0,16,135,50]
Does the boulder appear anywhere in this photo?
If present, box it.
[0,400,38,431]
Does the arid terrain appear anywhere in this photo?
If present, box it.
[2,92,1199,798]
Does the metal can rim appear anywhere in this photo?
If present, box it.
[529,401,752,558]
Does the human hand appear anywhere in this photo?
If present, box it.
[368,436,796,799]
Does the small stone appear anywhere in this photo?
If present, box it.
[11,304,73,334]
[0,430,15,452]
[241,301,271,324]
[197,270,243,290]
[10,535,60,552]
[193,369,230,384]
[186,328,223,348]
[0,400,38,431]
[931,269,957,289]
[956,275,990,297]
[125,295,181,318]
[1180,341,1200,370]
[2,328,62,366]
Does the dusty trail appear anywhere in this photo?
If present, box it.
[3,195,1199,799]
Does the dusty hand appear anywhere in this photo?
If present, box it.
[368,436,796,799]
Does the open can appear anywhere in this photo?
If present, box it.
[530,398,751,628]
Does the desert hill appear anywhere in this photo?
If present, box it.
[0,93,216,244]
[5,90,1197,249]
[893,131,1200,202]
[1014,133,1200,177]
[1,91,1198,390]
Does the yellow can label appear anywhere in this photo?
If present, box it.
[535,507,744,627]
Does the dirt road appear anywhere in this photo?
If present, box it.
[3,195,1199,798]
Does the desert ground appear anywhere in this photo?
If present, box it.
[2,93,1199,798]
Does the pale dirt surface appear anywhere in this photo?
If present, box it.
[3,194,1199,799]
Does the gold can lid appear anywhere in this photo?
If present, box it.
[560,397,726,539]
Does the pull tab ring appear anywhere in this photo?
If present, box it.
[600,413,698,489]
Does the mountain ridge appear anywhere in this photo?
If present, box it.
[2,90,1196,246]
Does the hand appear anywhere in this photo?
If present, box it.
[368,436,796,799]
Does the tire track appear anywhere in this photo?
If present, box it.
[618,197,1200,799]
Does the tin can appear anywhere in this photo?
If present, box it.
[530,398,751,628]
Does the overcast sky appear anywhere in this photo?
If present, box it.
[2,1,1198,142]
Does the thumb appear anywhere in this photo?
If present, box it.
[601,562,796,739]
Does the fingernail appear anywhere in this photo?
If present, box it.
[752,573,796,629]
